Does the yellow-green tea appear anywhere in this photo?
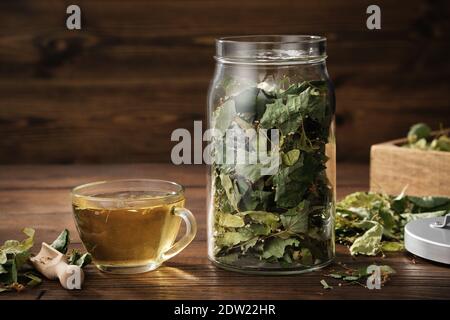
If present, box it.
[73,191,184,267]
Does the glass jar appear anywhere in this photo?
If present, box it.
[207,35,335,274]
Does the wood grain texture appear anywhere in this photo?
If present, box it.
[370,129,450,196]
[0,0,449,163]
[1,163,450,300]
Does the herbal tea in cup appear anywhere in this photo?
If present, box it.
[71,179,197,274]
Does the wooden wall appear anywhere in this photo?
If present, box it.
[0,0,449,164]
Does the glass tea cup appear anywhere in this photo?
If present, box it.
[71,179,197,274]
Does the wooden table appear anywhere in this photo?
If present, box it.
[1,163,449,300]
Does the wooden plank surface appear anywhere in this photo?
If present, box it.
[1,163,449,300]
[1,0,449,163]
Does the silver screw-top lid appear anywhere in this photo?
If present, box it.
[404,214,450,265]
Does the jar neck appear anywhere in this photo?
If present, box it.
[215,35,327,65]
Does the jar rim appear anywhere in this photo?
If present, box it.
[217,35,327,45]
[215,35,327,65]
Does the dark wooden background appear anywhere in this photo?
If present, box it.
[1,0,449,164]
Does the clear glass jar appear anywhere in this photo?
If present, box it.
[207,35,335,274]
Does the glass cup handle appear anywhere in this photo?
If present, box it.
[162,207,197,261]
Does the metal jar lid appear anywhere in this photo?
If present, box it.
[404,214,450,265]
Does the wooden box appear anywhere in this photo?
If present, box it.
[370,129,450,197]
